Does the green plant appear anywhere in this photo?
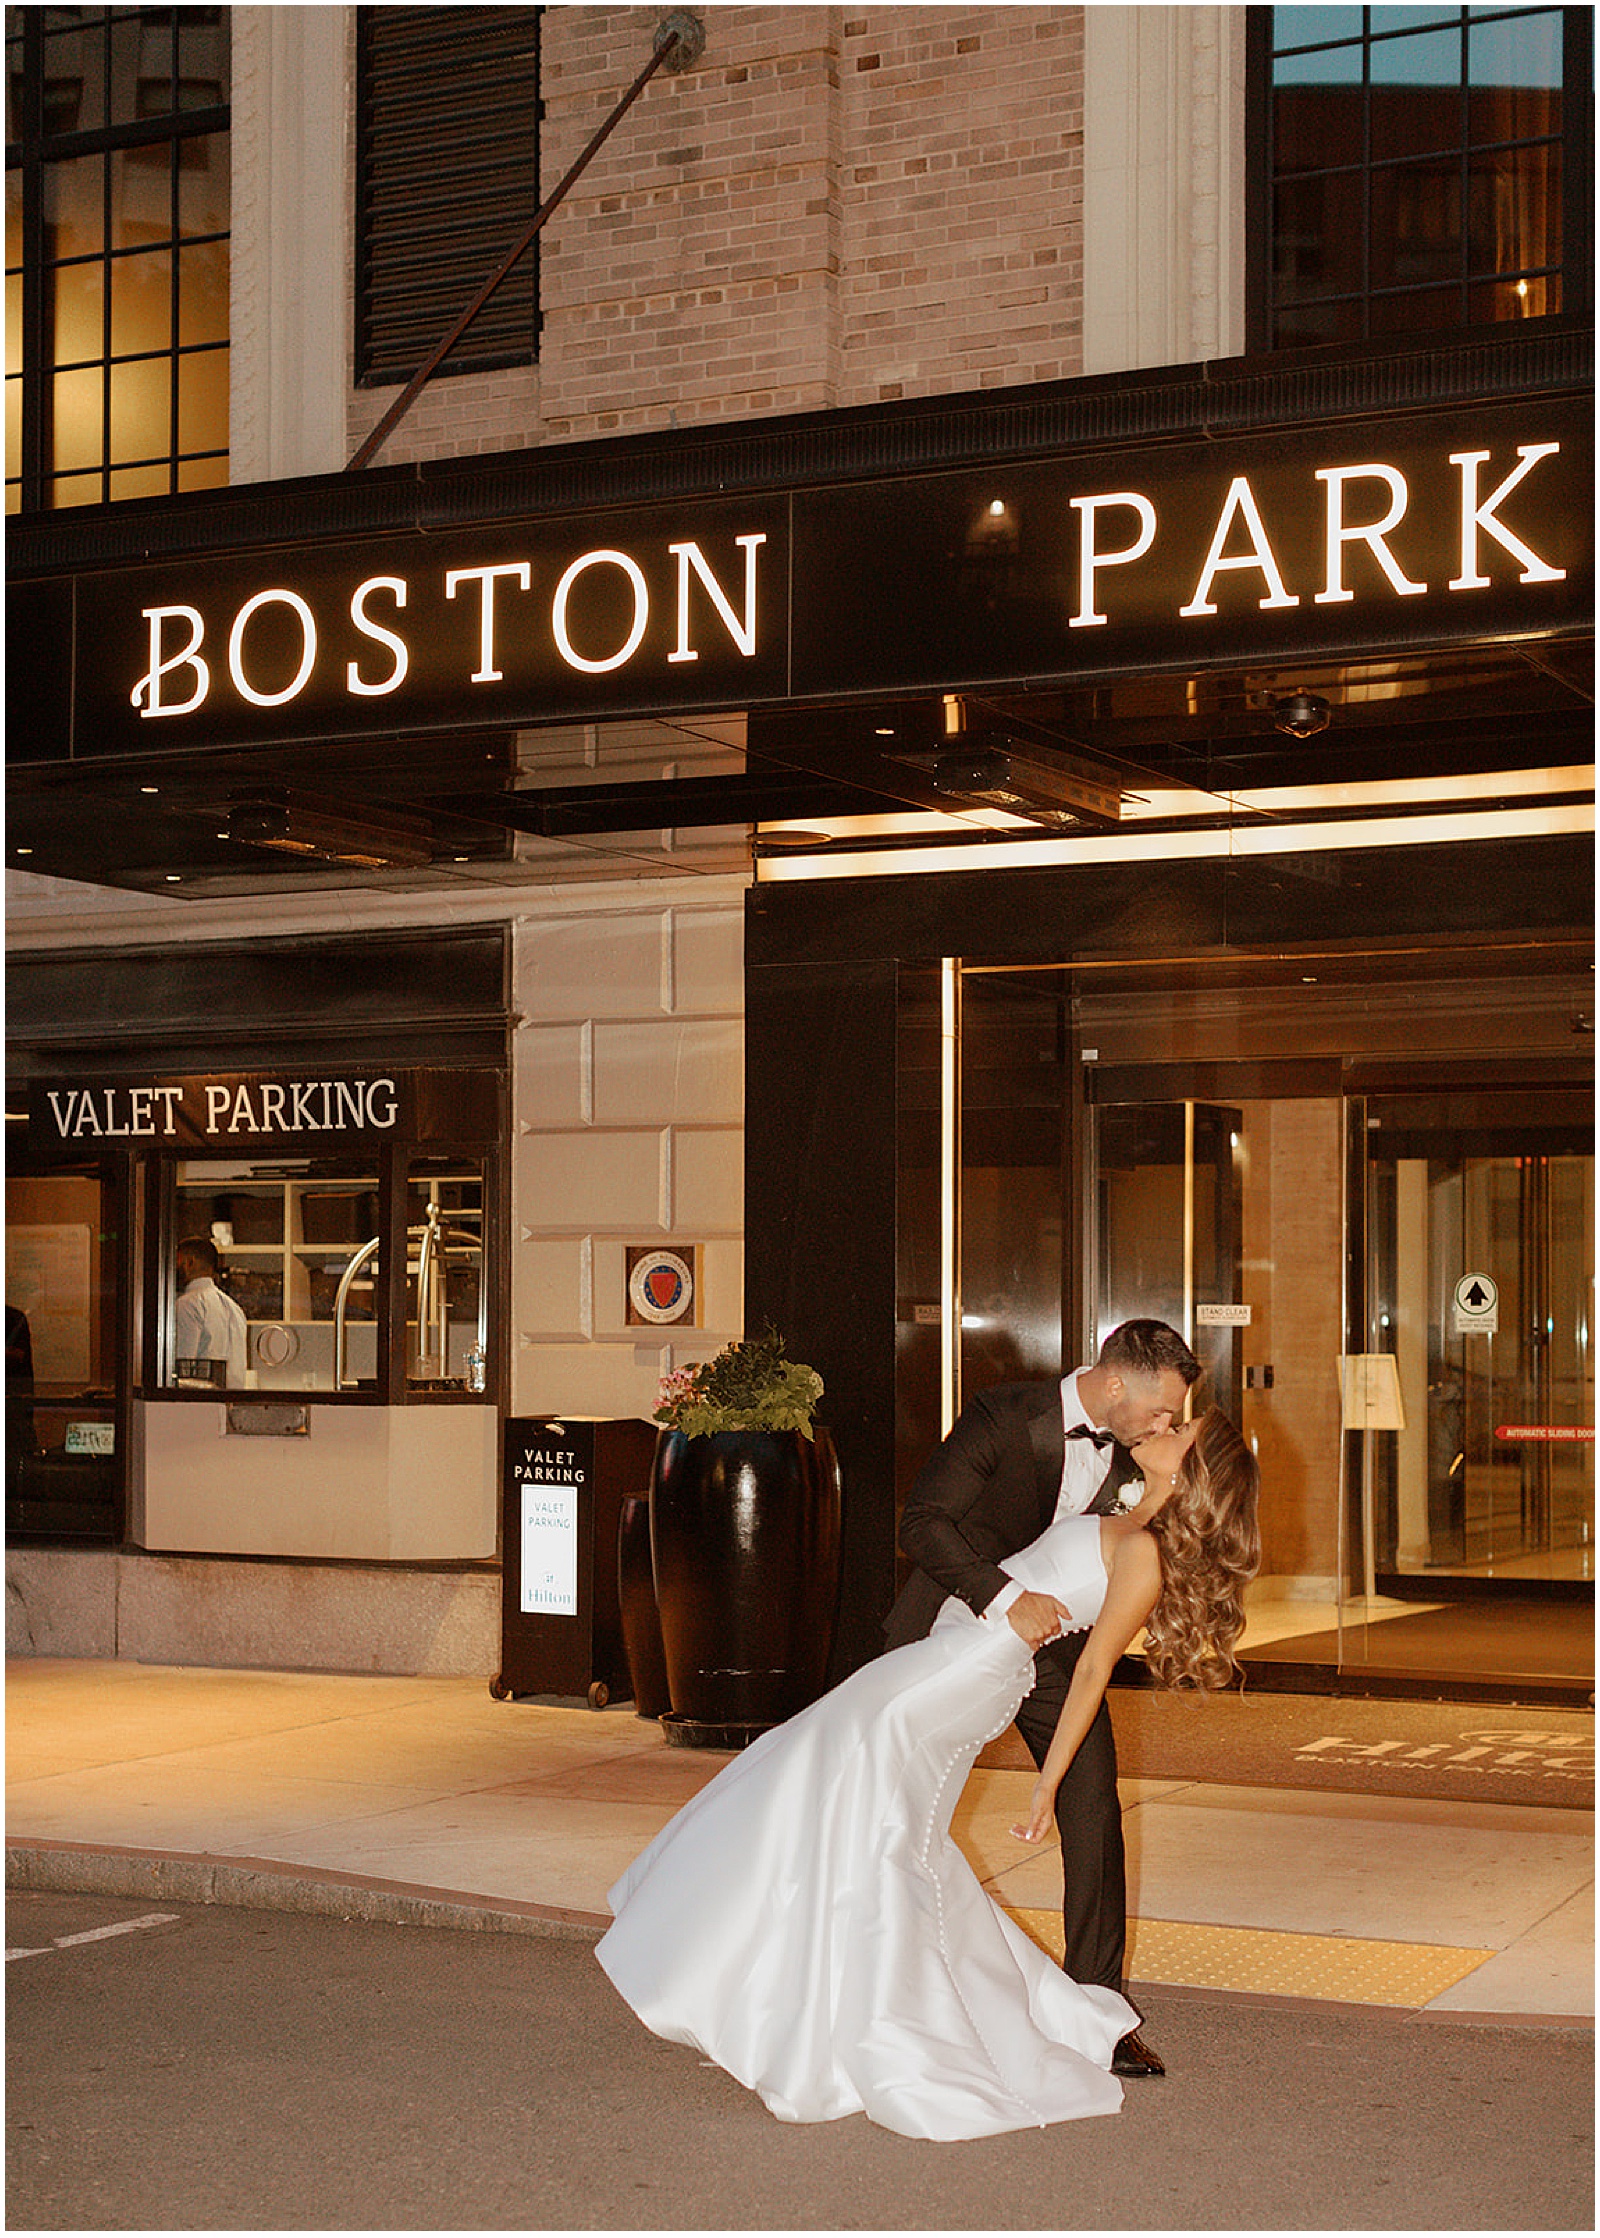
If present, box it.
[654,1326,824,1439]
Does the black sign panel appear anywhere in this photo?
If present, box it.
[71,496,790,756]
[38,393,1593,761]
[791,398,1590,692]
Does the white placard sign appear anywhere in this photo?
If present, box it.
[1196,1304,1252,1326]
[1452,1273,1499,1336]
[520,1485,579,1617]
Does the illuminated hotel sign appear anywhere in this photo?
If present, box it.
[45,394,1590,759]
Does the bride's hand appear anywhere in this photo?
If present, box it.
[1010,1779,1057,1844]
[1005,1591,1069,1648]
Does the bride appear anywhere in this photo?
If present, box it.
[597,1406,1260,2141]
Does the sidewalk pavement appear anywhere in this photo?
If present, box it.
[6,1657,1592,2029]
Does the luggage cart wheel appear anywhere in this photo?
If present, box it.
[587,1680,610,1710]
[489,1674,512,1701]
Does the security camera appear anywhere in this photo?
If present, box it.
[1272,691,1332,739]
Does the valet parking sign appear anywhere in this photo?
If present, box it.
[514,1427,587,1617]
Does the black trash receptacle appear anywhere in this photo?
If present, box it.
[492,1415,657,1707]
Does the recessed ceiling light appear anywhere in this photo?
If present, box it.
[140,784,160,794]
[165,873,181,882]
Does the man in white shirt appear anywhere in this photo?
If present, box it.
[173,1237,250,1388]
[883,1318,1202,2078]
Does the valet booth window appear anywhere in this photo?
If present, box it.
[155,1095,495,1403]
[7,927,508,1562]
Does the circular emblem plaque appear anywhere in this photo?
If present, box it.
[628,1248,695,1325]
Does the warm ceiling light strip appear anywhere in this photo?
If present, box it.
[757,800,1591,882]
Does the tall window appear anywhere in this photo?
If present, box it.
[5,4,229,515]
[355,5,542,388]
[1252,4,1592,350]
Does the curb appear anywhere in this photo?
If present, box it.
[6,1839,609,1943]
[10,1839,1591,2036]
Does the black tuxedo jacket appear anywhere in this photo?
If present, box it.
[883,1380,1075,1651]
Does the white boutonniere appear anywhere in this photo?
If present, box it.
[1117,1478,1143,1510]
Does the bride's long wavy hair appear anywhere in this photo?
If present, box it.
[1142,1407,1261,1692]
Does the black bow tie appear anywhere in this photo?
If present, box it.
[1066,1425,1114,1449]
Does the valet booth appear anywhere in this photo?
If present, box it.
[6,929,511,1662]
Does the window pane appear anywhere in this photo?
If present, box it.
[171,1164,385,1395]
[1273,7,1365,53]
[110,244,170,356]
[107,458,169,499]
[176,238,226,344]
[1367,281,1468,334]
[109,11,164,127]
[1370,31,1464,161]
[1468,140,1560,278]
[49,465,105,507]
[175,343,226,455]
[1275,294,1367,349]
[1468,11,1563,95]
[175,448,226,492]
[43,151,104,260]
[177,125,227,236]
[42,21,99,134]
[50,361,103,469]
[107,350,167,461]
[113,139,172,250]
[1275,172,1365,301]
[1369,6,1461,29]
[175,6,228,104]
[1273,42,1363,86]
[1274,79,1364,175]
[1470,270,1560,322]
[6,368,21,482]
[51,256,105,364]
[1371,158,1463,289]
[405,1160,485,1389]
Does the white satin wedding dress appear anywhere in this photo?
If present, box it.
[596,1511,1134,2141]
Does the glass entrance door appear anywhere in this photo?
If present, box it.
[1358,1087,1594,1687]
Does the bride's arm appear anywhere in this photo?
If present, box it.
[1010,1533,1162,1843]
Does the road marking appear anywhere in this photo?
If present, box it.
[6,1912,181,1962]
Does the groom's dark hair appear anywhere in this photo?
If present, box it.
[1098,1319,1202,1386]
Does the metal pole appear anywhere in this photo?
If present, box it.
[347,14,705,472]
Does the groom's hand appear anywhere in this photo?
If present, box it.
[1006,1591,1070,1648]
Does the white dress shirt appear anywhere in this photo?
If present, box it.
[1054,1367,1111,1518]
[174,1277,249,1387]
[983,1366,1102,1627]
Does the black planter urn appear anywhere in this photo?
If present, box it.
[616,1493,671,1720]
[649,1426,842,1746]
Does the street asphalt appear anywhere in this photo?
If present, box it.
[6,1889,1594,2233]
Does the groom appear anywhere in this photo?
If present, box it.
[883,1317,1202,2078]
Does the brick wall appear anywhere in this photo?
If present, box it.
[350,5,1088,461]
[837,7,1084,403]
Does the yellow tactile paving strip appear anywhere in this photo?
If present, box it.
[1004,1907,1496,2008]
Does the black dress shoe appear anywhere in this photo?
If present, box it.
[1111,2029,1165,2078]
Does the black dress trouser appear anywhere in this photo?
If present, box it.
[1010,1628,1127,1998]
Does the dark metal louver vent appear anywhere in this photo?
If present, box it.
[355,5,542,388]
